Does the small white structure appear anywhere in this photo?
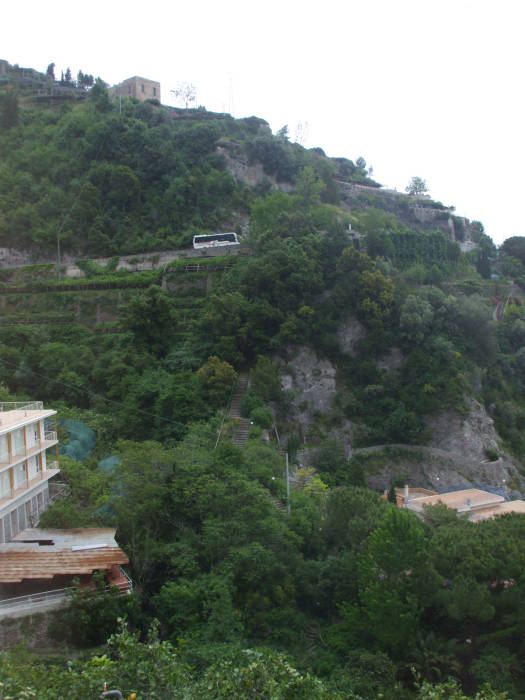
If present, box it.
[193,232,239,249]
[0,402,59,542]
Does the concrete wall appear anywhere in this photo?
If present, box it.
[0,609,57,647]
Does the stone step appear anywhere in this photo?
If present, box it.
[233,418,251,447]
[271,497,286,512]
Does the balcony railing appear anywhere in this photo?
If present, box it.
[0,434,59,469]
[0,401,43,412]
[0,466,61,506]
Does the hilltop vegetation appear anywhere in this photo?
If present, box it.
[2,66,525,697]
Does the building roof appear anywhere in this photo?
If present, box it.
[395,487,437,498]
[406,488,504,514]
[115,75,160,85]
[0,528,128,583]
[469,500,525,522]
[0,407,56,436]
[12,528,118,546]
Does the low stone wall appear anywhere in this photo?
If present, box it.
[0,610,56,648]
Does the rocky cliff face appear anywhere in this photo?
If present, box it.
[279,340,522,495]
[279,347,353,456]
[355,398,523,495]
[427,399,501,464]
[217,141,293,192]
[337,316,366,357]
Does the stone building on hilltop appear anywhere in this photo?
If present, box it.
[109,76,161,103]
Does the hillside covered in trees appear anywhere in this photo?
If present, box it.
[1,62,525,697]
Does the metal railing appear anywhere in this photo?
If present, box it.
[119,567,134,592]
[44,430,57,441]
[0,442,59,469]
[48,480,68,505]
[0,586,70,611]
[0,578,133,614]
[0,401,43,412]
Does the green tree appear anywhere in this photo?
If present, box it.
[314,437,346,473]
[354,508,438,657]
[406,176,429,195]
[121,286,175,356]
[387,484,397,504]
[295,165,325,207]
[251,355,282,402]
[0,89,19,130]
[197,355,237,408]
[500,236,525,265]
[400,294,434,344]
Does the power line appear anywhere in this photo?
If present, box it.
[0,357,191,431]
[53,112,112,277]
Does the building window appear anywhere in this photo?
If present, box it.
[153,87,156,97]
[26,423,37,448]
[14,462,26,489]
[0,435,8,463]
[0,471,10,499]
[12,428,24,456]
[141,83,145,93]
[28,456,38,480]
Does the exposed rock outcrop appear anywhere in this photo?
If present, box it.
[337,316,366,357]
[217,142,293,192]
[375,347,404,371]
[279,347,353,454]
[361,399,522,495]
[427,399,501,464]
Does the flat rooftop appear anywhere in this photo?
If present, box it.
[396,487,437,499]
[470,500,525,522]
[0,403,56,435]
[406,488,504,514]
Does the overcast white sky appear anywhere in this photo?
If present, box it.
[4,0,524,243]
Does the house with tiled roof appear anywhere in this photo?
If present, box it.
[0,528,131,619]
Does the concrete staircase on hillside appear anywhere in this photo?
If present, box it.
[271,496,287,513]
[229,373,249,419]
[305,621,319,658]
[229,373,250,447]
[233,418,251,447]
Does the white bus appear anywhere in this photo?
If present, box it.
[193,232,239,249]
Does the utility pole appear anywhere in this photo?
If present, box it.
[285,451,290,516]
[57,234,61,281]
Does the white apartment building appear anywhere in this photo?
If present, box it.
[0,402,59,543]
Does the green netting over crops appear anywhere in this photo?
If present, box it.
[59,419,96,461]
[98,455,120,474]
